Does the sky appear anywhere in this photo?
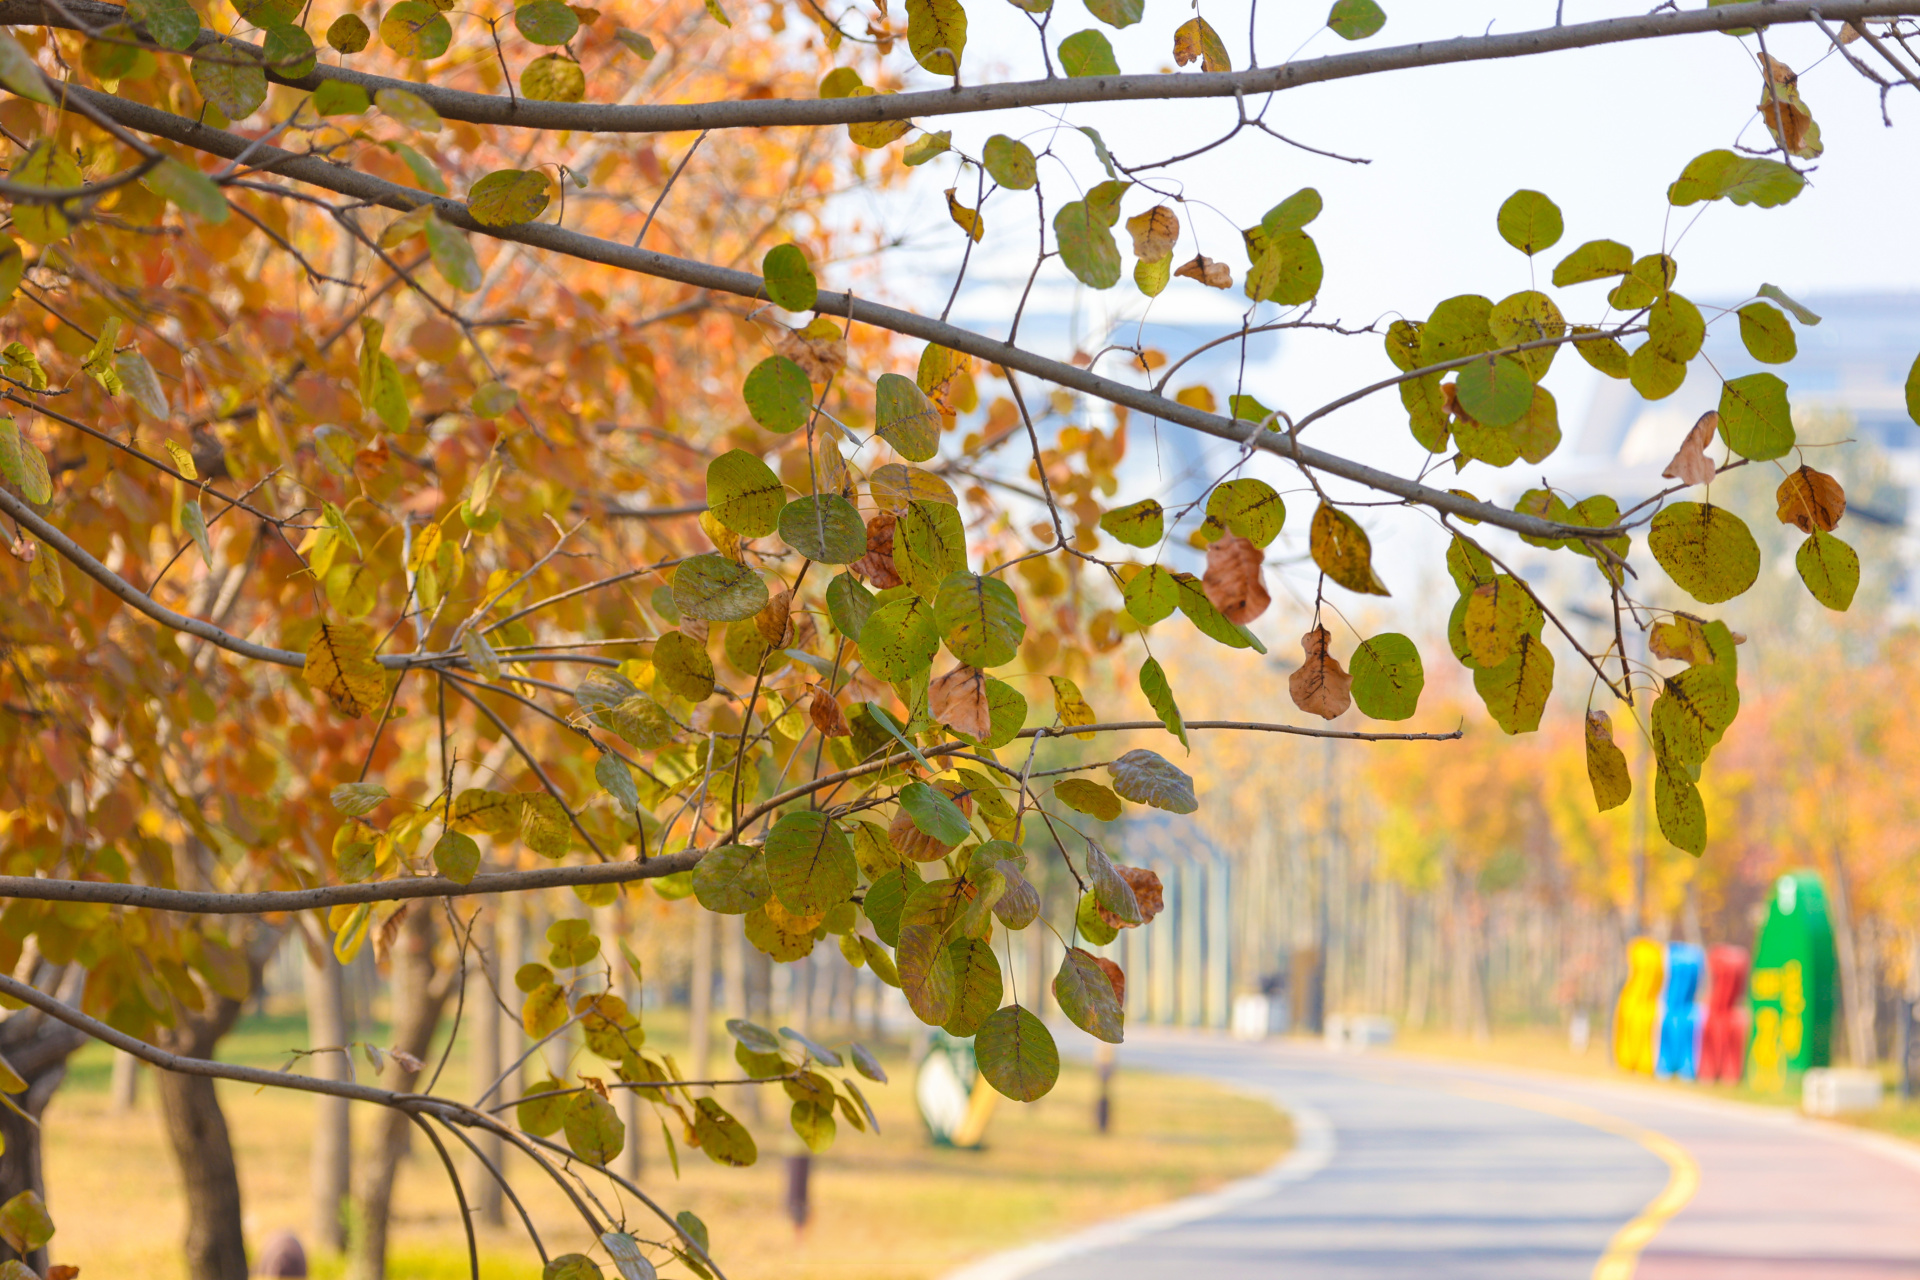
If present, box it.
[811,0,1920,646]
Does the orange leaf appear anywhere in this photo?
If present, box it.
[1288,625,1352,720]
[1201,533,1270,624]
[1775,464,1845,533]
[1173,254,1232,289]
[808,686,850,737]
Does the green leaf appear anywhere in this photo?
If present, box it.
[826,572,875,641]
[1326,0,1384,38]
[1084,0,1141,27]
[563,1090,625,1166]
[140,159,230,226]
[1668,149,1804,208]
[468,169,551,226]
[0,1194,60,1257]
[706,450,784,537]
[178,497,213,566]
[1053,778,1121,821]
[859,593,939,682]
[1123,564,1178,625]
[1172,572,1259,650]
[312,79,371,116]
[1059,28,1119,76]
[1138,656,1187,749]
[1107,748,1196,814]
[1796,529,1859,611]
[1418,294,1494,365]
[192,40,266,118]
[424,212,481,292]
[1134,254,1171,297]
[1401,375,1449,452]
[1243,231,1322,306]
[906,0,967,74]
[516,0,581,43]
[1655,764,1706,856]
[762,243,818,312]
[780,1025,845,1067]
[1472,631,1554,735]
[374,86,440,132]
[522,53,586,102]
[1909,352,1920,428]
[693,844,771,914]
[331,781,388,816]
[673,554,769,622]
[1737,302,1796,364]
[1629,343,1686,402]
[894,500,967,596]
[875,372,941,462]
[1099,498,1163,548]
[1206,478,1284,547]
[1758,284,1820,326]
[1717,372,1794,461]
[614,27,657,57]
[1075,889,1119,946]
[0,418,51,505]
[1649,502,1759,605]
[975,1005,1058,1100]
[429,830,480,884]
[896,922,956,1025]
[1648,292,1705,363]
[765,811,857,917]
[1349,633,1423,721]
[1053,946,1123,1042]
[983,135,1037,189]
[744,355,814,433]
[899,780,971,845]
[1496,189,1562,256]
[654,630,715,701]
[779,494,866,564]
[128,0,201,49]
[959,677,1027,750]
[935,571,1025,668]
[594,754,640,818]
[692,1097,757,1166]
[904,131,951,166]
[380,0,452,58]
[1489,290,1565,380]
[542,1245,600,1278]
[1455,355,1532,428]
[1086,842,1140,925]
[1054,197,1121,287]
[942,937,1003,1037]
[1551,239,1632,287]
[327,12,372,51]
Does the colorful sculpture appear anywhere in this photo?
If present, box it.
[1748,871,1837,1092]
[1697,945,1750,1083]
[1613,937,1665,1075]
[1656,943,1705,1080]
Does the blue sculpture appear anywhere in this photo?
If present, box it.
[1656,942,1705,1080]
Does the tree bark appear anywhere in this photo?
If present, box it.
[301,922,353,1254]
[154,990,252,1280]
[690,907,714,1081]
[465,906,504,1227]
[350,904,457,1280]
[0,966,88,1275]
[1825,844,1877,1065]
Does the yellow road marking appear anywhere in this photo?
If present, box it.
[1440,1080,1701,1280]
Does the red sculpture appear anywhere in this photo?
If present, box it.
[1697,944,1750,1083]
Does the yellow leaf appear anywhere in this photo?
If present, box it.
[944,188,984,243]
[1049,675,1097,741]
[164,439,197,480]
[1172,16,1230,72]
[304,621,388,718]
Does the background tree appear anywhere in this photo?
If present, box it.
[0,0,1916,1275]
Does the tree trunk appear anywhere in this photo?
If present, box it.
[466,906,505,1227]
[690,908,714,1081]
[0,967,88,1275]
[109,1049,140,1113]
[350,904,456,1280]
[1825,844,1876,1065]
[154,993,252,1280]
[302,922,353,1254]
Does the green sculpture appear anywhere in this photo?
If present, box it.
[1747,870,1837,1091]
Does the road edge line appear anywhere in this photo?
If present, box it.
[937,1091,1335,1280]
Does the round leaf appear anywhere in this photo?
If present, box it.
[1327,0,1384,39]
[778,494,866,564]
[1717,372,1794,461]
[942,937,1003,1038]
[515,0,581,43]
[1099,498,1164,548]
[693,843,771,914]
[1496,189,1563,256]
[380,0,452,57]
[745,355,814,433]
[1737,302,1797,364]
[1796,529,1858,611]
[762,243,819,312]
[875,372,941,461]
[522,53,586,102]
[983,135,1037,190]
[976,1005,1058,1101]
[764,811,857,917]
[468,169,551,226]
[1455,355,1533,428]
[673,554,769,622]
[1349,633,1424,721]
[1205,479,1284,548]
[935,571,1025,668]
[1648,502,1760,605]
[706,449,785,537]
[432,831,481,884]
[328,13,371,51]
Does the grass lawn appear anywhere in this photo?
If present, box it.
[45,1006,1290,1280]
[1392,1025,1920,1145]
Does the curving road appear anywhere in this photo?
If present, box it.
[949,1032,1920,1280]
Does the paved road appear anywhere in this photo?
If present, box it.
[951,1032,1920,1280]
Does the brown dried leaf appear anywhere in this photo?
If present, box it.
[1775,465,1845,533]
[928,664,992,739]
[773,316,846,382]
[756,589,795,648]
[807,686,850,737]
[1125,205,1179,260]
[1288,625,1351,720]
[1094,956,1126,1005]
[852,511,901,588]
[1095,864,1163,930]
[1660,410,1718,487]
[1201,534,1270,624]
[1174,254,1232,289]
